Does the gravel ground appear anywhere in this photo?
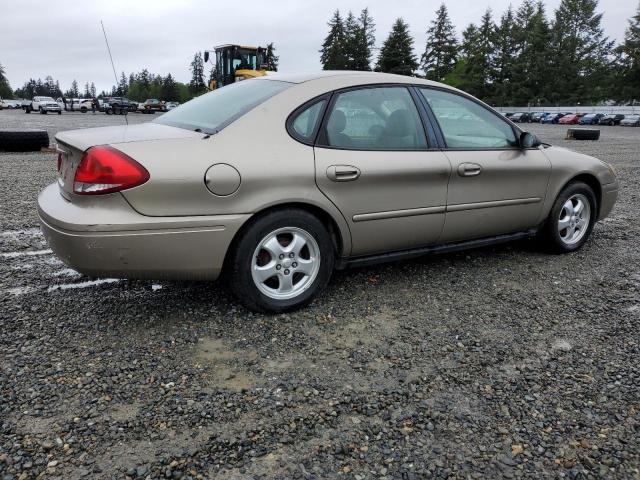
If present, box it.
[0,109,639,479]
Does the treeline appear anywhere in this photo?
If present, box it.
[13,76,96,100]
[112,70,190,103]
[320,0,640,106]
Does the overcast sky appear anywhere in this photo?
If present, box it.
[1,0,635,94]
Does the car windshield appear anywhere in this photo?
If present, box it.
[154,79,292,134]
[38,97,55,102]
[583,114,594,119]
[627,115,640,120]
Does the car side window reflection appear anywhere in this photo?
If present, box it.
[321,87,427,150]
[419,88,517,149]
[291,100,326,142]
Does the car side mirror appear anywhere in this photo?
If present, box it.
[520,131,540,149]
[204,51,210,63]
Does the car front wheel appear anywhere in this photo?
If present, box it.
[228,209,335,313]
[542,182,597,253]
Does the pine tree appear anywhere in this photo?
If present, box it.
[162,73,179,101]
[117,72,128,96]
[491,6,518,105]
[344,11,359,69]
[90,82,96,98]
[458,11,495,101]
[548,0,614,104]
[421,4,459,81]
[0,63,12,98]
[511,0,552,105]
[320,10,349,70]
[189,52,206,95]
[351,8,376,71]
[618,1,640,102]
[375,18,418,76]
[265,43,279,71]
[70,80,79,98]
[83,82,90,98]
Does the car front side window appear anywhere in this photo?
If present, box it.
[419,88,517,149]
[320,87,427,150]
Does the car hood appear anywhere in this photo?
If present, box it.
[55,123,203,151]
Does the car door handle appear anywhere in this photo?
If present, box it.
[458,163,482,177]
[327,165,361,182]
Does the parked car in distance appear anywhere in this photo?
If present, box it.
[542,113,564,124]
[0,99,22,109]
[579,113,604,125]
[559,114,581,125]
[140,99,166,114]
[620,114,640,126]
[103,97,135,115]
[531,112,548,122]
[165,102,179,111]
[599,114,625,126]
[24,96,62,114]
[510,112,532,123]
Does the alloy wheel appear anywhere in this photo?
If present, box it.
[251,227,321,300]
[558,193,591,245]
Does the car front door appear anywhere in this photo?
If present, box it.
[313,86,451,256]
[417,87,551,243]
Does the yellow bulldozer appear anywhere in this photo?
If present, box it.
[204,44,270,90]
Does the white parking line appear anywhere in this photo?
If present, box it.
[0,228,43,237]
[48,278,119,292]
[49,268,81,278]
[1,249,52,259]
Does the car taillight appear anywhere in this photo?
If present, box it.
[57,152,63,172]
[73,146,149,195]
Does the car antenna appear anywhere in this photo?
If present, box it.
[100,20,128,126]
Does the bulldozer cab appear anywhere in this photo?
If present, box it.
[206,45,267,90]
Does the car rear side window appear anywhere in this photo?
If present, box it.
[419,88,517,149]
[319,87,427,150]
[154,79,291,134]
[289,99,326,143]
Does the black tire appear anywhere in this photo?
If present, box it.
[540,181,597,253]
[57,111,61,115]
[567,128,600,140]
[80,107,87,113]
[24,106,31,114]
[114,106,120,115]
[0,129,49,152]
[227,209,335,313]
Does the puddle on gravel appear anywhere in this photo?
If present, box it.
[194,338,256,391]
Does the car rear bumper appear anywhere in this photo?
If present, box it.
[599,182,618,220]
[37,183,250,280]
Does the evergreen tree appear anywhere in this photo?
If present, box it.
[511,0,552,105]
[161,73,179,102]
[457,11,495,101]
[617,1,640,102]
[421,4,459,81]
[320,10,349,69]
[117,72,128,96]
[548,0,614,104]
[0,63,12,98]
[265,42,279,71]
[90,82,96,98]
[70,80,79,98]
[344,11,359,69]
[490,7,517,105]
[352,8,376,70]
[189,53,206,96]
[83,82,90,98]
[375,18,418,76]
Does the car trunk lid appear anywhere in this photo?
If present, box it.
[55,123,203,199]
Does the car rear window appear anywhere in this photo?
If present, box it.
[154,79,292,134]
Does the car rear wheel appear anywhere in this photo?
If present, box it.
[541,182,597,253]
[228,209,335,313]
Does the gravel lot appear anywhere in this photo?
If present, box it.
[1,109,639,479]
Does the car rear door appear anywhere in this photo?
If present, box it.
[416,87,551,243]
[312,85,451,256]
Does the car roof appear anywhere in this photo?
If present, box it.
[261,70,443,87]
